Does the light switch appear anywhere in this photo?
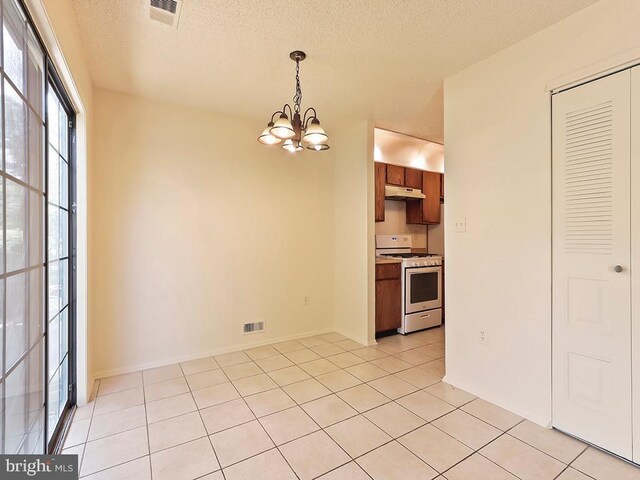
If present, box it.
[455,218,466,233]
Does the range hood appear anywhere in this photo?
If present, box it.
[385,185,426,200]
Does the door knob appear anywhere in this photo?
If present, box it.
[614,265,623,273]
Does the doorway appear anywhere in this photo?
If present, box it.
[552,66,640,462]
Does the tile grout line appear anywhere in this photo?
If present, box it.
[222,338,419,477]
[140,371,154,480]
[87,347,443,410]
[247,343,371,478]
[93,341,443,418]
[440,428,521,479]
[221,355,303,479]
[180,362,229,480]
[77,331,476,478]
[465,413,587,480]
[233,349,433,477]
[73,379,98,475]
[75,332,445,478]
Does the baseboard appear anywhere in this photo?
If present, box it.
[443,374,553,428]
[332,328,371,348]
[92,327,336,380]
[87,375,97,403]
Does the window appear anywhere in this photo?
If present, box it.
[0,0,75,454]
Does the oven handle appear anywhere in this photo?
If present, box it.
[405,266,442,273]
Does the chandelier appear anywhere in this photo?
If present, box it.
[258,51,330,152]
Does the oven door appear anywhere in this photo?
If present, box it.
[405,266,442,314]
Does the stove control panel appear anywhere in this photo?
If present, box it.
[404,257,442,268]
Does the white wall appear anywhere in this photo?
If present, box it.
[427,203,444,256]
[92,89,337,377]
[444,0,640,425]
[375,201,427,248]
[333,121,376,346]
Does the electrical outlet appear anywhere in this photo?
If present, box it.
[455,218,467,233]
[304,295,310,305]
[479,330,488,346]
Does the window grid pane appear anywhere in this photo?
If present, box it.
[1,0,50,455]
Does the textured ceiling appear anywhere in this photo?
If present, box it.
[71,0,598,142]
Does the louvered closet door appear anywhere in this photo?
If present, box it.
[552,69,632,459]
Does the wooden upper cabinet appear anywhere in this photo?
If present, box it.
[421,171,441,224]
[375,162,386,222]
[405,168,423,189]
[386,164,405,186]
[406,170,442,225]
[405,197,423,224]
[377,161,443,225]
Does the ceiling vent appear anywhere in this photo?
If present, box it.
[149,0,183,28]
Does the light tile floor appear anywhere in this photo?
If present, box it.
[63,326,640,479]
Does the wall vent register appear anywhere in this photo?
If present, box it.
[243,321,265,334]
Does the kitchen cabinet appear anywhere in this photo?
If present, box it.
[406,170,441,225]
[405,168,423,189]
[422,171,442,223]
[375,162,386,222]
[375,263,401,333]
[386,164,405,186]
[374,161,442,224]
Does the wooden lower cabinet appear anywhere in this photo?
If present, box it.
[375,263,401,333]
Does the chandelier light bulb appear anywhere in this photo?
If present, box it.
[302,119,328,145]
[282,139,297,152]
[307,142,330,151]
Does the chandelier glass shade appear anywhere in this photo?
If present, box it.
[258,51,330,152]
[257,122,282,145]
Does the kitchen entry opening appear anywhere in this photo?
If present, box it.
[1,0,76,454]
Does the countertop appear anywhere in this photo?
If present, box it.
[375,256,403,265]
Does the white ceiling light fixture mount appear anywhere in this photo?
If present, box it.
[257,51,330,152]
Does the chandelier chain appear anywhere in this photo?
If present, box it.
[293,59,302,113]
